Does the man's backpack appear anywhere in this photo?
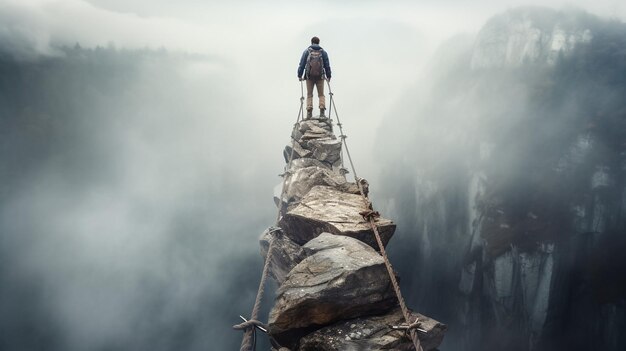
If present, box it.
[306,48,324,80]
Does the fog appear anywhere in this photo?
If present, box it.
[0,1,625,350]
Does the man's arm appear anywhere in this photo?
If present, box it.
[322,50,331,80]
[297,50,308,79]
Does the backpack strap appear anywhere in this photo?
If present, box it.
[319,49,326,76]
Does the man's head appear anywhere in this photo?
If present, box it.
[311,36,320,45]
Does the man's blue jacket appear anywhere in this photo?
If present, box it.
[297,44,331,79]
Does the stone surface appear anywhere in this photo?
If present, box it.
[268,233,396,344]
[298,307,448,351]
[299,120,333,135]
[288,157,330,171]
[284,141,312,162]
[265,115,446,350]
[260,227,306,284]
[284,118,340,169]
[336,181,361,195]
[279,186,396,249]
[306,138,342,165]
[296,120,335,144]
[283,166,347,205]
[302,131,333,141]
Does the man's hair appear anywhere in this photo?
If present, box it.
[311,36,320,44]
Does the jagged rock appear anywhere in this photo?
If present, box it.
[299,120,333,135]
[299,307,448,351]
[274,172,360,213]
[284,141,312,162]
[290,156,338,173]
[269,233,396,345]
[283,166,347,204]
[268,109,446,350]
[260,227,306,284]
[471,8,594,69]
[337,181,362,195]
[288,158,331,171]
[302,131,334,141]
[275,158,334,208]
[279,186,395,249]
[306,138,342,164]
[291,124,304,141]
[290,120,334,146]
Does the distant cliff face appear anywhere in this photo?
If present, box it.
[378,7,626,351]
[471,7,594,68]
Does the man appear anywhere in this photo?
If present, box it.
[297,36,331,119]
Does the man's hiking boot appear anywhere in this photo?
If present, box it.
[319,108,326,118]
[306,109,313,119]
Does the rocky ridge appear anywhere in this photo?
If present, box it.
[376,7,626,350]
[471,7,594,68]
[260,116,447,350]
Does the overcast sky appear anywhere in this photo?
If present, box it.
[4,1,625,53]
[3,0,624,133]
[4,0,622,174]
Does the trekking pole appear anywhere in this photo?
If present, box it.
[325,78,332,120]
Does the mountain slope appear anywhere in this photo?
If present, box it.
[377,7,626,351]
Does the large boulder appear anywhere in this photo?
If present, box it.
[298,119,333,135]
[260,227,306,284]
[279,186,396,249]
[285,118,340,166]
[299,307,448,351]
[306,138,342,165]
[284,141,312,162]
[283,166,347,204]
[287,157,331,171]
[275,158,324,209]
[268,233,397,345]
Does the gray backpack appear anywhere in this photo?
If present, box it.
[306,48,324,79]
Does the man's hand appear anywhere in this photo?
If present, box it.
[326,77,331,82]
[298,77,304,81]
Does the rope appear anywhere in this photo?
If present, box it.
[327,80,424,351]
[325,93,347,178]
[237,81,304,351]
[233,319,268,332]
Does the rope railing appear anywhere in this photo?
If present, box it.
[236,81,305,351]
[326,80,424,351]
